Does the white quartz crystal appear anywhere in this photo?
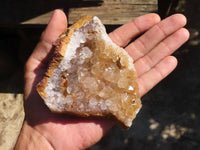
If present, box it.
[41,16,141,128]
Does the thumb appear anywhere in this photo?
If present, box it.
[24,9,67,98]
[41,9,68,44]
[31,9,68,63]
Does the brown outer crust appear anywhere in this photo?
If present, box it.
[51,109,131,129]
[36,16,94,98]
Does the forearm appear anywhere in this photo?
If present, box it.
[15,121,54,150]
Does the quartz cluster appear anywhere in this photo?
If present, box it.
[37,16,141,128]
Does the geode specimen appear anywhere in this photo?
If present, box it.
[37,16,141,128]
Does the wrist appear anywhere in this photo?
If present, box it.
[15,121,53,150]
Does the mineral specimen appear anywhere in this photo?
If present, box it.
[37,16,141,128]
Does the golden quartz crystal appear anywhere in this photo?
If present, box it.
[37,16,141,128]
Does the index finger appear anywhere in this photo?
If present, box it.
[109,13,161,47]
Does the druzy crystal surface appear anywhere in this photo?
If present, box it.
[41,16,141,128]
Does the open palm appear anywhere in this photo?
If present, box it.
[16,10,189,150]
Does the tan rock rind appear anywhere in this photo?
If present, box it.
[37,16,106,116]
[36,16,141,129]
[37,16,93,98]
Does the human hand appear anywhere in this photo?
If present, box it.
[15,10,189,150]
